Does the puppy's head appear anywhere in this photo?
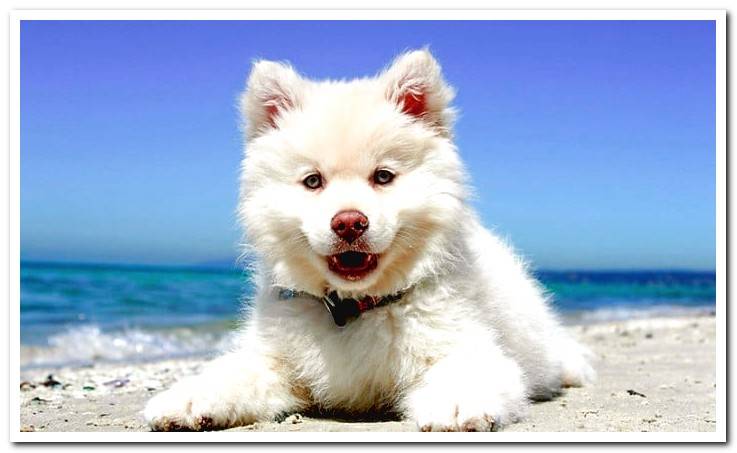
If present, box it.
[239,50,467,296]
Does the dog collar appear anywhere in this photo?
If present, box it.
[277,288,404,328]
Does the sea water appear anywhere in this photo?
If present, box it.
[20,261,715,368]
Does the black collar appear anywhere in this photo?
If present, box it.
[277,288,405,327]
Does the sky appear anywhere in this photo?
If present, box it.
[20,20,716,270]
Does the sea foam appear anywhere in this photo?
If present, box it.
[20,324,239,369]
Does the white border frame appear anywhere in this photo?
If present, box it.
[8,9,727,443]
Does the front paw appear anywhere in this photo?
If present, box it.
[418,409,497,432]
[143,379,234,431]
[409,392,522,432]
[404,354,528,432]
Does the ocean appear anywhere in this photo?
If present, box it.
[20,261,716,369]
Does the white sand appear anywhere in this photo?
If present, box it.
[19,315,717,433]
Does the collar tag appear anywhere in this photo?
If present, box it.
[322,291,404,327]
[322,292,350,327]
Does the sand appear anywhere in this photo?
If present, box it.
[18,315,717,433]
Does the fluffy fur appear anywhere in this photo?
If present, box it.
[144,49,594,432]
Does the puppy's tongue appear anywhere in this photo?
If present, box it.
[328,252,378,281]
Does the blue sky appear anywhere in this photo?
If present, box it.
[20,20,716,270]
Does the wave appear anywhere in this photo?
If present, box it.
[20,324,240,369]
[21,303,717,369]
[560,304,715,325]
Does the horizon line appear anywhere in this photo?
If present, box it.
[19,258,717,275]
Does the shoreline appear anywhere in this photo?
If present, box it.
[19,305,716,371]
[19,314,717,433]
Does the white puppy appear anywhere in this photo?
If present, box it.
[144,49,594,432]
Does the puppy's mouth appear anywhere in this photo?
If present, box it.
[327,251,379,281]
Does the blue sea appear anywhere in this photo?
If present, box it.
[20,261,716,369]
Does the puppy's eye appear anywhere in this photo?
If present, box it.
[302,173,323,190]
[373,169,395,186]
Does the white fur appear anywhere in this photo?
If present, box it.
[144,49,594,432]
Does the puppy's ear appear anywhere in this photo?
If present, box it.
[240,60,304,139]
[382,49,455,134]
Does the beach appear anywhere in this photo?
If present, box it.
[19,314,717,433]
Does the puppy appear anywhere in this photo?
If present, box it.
[144,49,594,432]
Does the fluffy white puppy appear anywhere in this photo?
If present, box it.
[144,49,594,432]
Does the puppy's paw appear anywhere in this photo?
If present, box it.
[406,374,527,432]
[417,408,497,432]
[143,379,238,431]
[410,391,524,432]
[405,352,528,432]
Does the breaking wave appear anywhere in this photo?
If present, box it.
[20,324,240,369]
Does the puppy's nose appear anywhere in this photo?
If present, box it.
[331,210,369,244]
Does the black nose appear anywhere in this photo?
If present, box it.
[331,210,369,244]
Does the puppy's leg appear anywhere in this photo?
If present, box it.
[144,346,303,431]
[402,344,528,432]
